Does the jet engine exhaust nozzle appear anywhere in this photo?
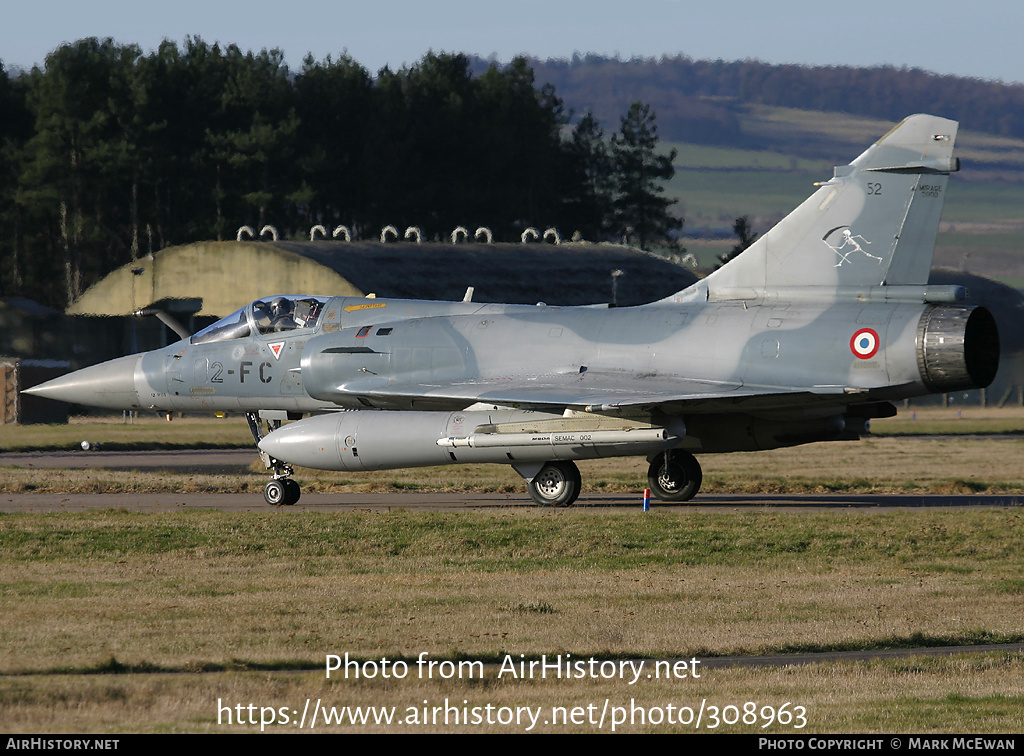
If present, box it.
[916,305,999,393]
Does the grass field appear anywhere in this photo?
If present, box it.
[670,156,1024,228]
[2,411,1024,732]
[2,509,1024,732]
[668,142,831,173]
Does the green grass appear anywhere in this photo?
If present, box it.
[4,508,1024,732]
[669,161,1024,231]
[668,141,830,172]
[0,509,893,569]
[668,169,821,225]
[868,407,1024,435]
[942,180,1024,225]
[939,231,1024,251]
[4,508,1024,653]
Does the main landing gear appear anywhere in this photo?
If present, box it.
[647,449,702,502]
[517,451,703,508]
[247,412,301,506]
[523,461,582,507]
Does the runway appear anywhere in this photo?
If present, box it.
[0,448,256,473]
[2,490,1023,513]
[2,448,1022,512]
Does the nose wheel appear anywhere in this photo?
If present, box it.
[264,477,301,506]
[247,412,301,506]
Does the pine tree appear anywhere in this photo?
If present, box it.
[564,111,613,240]
[610,102,681,250]
[716,216,758,267]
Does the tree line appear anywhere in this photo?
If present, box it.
[0,39,681,310]
[529,54,1024,146]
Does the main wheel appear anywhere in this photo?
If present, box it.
[528,461,582,507]
[647,451,702,502]
[264,479,287,506]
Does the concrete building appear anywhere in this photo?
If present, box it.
[67,240,699,319]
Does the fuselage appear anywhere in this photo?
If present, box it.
[62,291,993,435]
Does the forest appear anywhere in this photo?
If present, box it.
[0,39,678,309]
[7,40,1024,311]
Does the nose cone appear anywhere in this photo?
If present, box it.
[23,354,143,410]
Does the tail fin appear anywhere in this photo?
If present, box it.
[675,114,959,301]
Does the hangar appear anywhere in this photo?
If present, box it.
[67,239,700,321]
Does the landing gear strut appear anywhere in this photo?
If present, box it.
[647,450,702,502]
[247,412,300,506]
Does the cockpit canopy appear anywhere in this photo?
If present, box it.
[191,296,328,345]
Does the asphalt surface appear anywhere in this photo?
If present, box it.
[0,448,256,473]
[2,448,1023,512]
[3,490,1024,513]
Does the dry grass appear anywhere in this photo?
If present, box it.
[871,406,1024,436]
[3,509,1024,673]
[4,654,1023,733]
[699,436,1024,494]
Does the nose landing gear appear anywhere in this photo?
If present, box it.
[247,412,301,506]
[263,476,301,506]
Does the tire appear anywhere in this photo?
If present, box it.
[647,451,702,502]
[528,461,582,507]
[264,479,287,506]
[283,478,301,506]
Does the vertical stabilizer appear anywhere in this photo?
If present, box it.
[675,114,959,300]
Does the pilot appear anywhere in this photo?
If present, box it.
[270,296,296,332]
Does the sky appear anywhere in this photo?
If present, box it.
[3,0,1023,84]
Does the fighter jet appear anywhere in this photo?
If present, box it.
[27,114,999,507]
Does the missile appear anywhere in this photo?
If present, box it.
[437,428,671,448]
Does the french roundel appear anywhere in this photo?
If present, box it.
[850,328,880,359]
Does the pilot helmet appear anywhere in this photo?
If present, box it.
[270,297,293,318]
